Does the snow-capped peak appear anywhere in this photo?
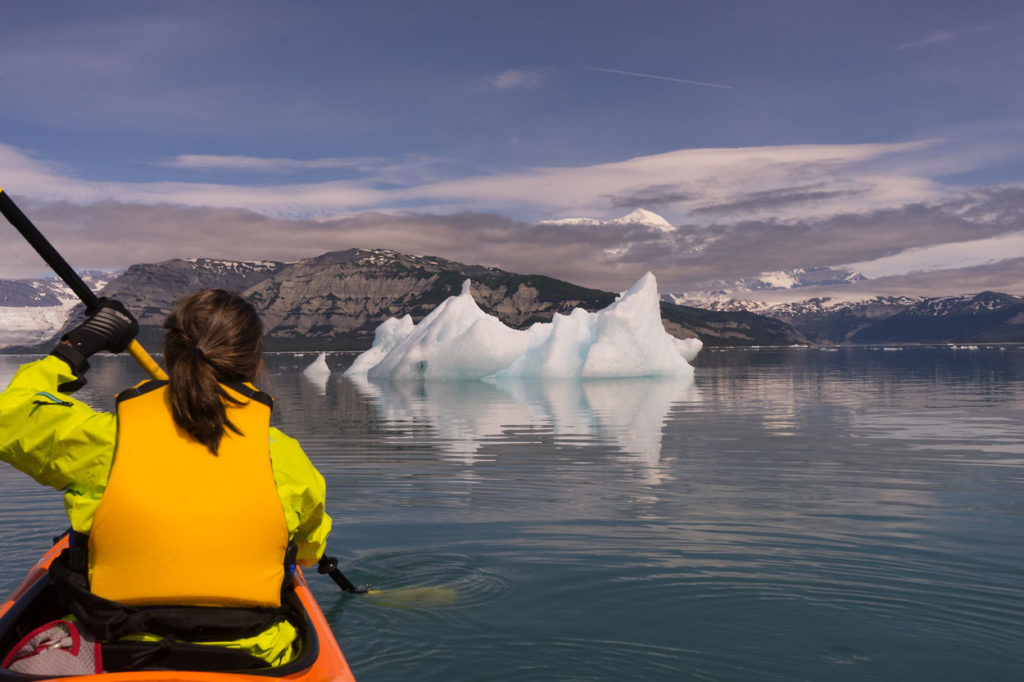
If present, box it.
[609,209,676,232]
[538,208,675,231]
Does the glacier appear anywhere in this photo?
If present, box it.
[346,272,702,382]
[0,303,77,348]
[0,274,110,350]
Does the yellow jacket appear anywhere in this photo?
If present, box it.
[0,355,333,665]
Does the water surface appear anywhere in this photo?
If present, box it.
[1,347,1022,680]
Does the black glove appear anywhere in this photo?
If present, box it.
[50,299,139,388]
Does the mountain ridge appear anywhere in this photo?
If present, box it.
[0,249,807,352]
[684,291,1024,344]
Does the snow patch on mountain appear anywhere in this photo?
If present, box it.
[668,292,922,316]
[678,291,1024,319]
[183,258,281,274]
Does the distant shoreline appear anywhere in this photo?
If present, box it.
[4,342,1021,358]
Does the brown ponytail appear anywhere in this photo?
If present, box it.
[162,289,264,454]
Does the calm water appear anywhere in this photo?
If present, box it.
[1,347,1023,681]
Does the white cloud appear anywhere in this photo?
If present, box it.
[484,68,546,90]
[155,153,472,187]
[0,139,965,223]
[842,230,1024,278]
[897,29,954,51]
[398,140,944,221]
[158,155,385,173]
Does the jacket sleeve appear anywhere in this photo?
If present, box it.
[268,427,332,567]
[0,355,116,492]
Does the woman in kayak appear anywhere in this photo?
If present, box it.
[0,290,331,668]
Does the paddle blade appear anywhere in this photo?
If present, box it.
[361,586,458,609]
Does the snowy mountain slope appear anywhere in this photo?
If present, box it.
[676,292,1024,343]
[0,272,110,307]
[664,261,1024,343]
[846,292,1024,344]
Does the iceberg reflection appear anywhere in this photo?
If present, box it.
[346,374,700,482]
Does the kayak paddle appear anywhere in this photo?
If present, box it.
[1,187,454,604]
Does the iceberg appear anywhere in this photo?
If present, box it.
[346,272,702,381]
[345,315,416,375]
[302,351,332,379]
[673,337,703,364]
[363,281,531,382]
[301,351,332,394]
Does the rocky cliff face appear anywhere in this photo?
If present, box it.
[246,251,459,347]
[77,258,282,348]
[100,258,285,326]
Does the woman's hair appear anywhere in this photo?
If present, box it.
[162,289,264,454]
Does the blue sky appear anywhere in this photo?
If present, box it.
[2,1,1023,297]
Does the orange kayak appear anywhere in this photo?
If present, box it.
[0,536,357,681]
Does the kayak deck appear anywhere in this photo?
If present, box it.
[0,536,356,681]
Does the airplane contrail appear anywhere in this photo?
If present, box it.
[590,66,733,89]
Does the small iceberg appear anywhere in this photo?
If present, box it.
[346,272,701,382]
[301,352,331,394]
[302,352,332,379]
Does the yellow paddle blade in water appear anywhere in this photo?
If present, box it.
[361,586,458,609]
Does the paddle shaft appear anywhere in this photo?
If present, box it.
[318,555,368,594]
[0,188,166,380]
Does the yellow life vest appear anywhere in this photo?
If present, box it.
[88,381,289,608]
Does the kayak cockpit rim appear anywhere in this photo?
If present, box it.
[0,535,325,679]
